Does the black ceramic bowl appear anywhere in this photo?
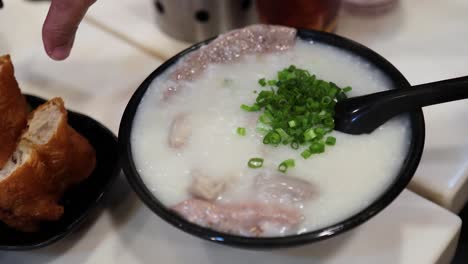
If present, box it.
[119,29,425,248]
[0,95,120,251]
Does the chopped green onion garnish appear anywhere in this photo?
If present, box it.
[248,158,264,168]
[314,133,324,141]
[256,122,271,135]
[314,127,325,136]
[259,112,273,124]
[284,159,295,167]
[308,100,319,110]
[267,80,277,86]
[291,141,299,150]
[321,96,332,105]
[275,128,290,142]
[258,78,267,87]
[240,104,260,112]
[237,127,246,136]
[310,141,325,154]
[263,131,281,145]
[343,86,352,93]
[304,128,317,141]
[278,164,287,173]
[278,159,295,173]
[294,106,306,113]
[336,92,347,101]
[301,149,312,159]
[325,136,336,145]
[324,117,334,128]
[240,104,250,111]
[328,86,338,97]
[240,65,352,161]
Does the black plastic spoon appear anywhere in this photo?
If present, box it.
[334,76,468,134]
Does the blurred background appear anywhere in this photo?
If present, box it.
[151,0,395,43]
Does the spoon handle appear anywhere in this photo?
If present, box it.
[401,76,468,107]
[334,76,468,134]
[356,76,468,113]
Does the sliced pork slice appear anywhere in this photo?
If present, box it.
[255,173,317,205]
[162,25,297,100]
[171,24,297,82]
[168,113,191,149]
[188,170,226,201]
[172,199,303,237]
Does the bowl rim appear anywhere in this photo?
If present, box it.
[118,28,425,248]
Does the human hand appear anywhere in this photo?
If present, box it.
[42,0,96,60]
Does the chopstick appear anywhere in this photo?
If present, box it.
[85,16,169,61]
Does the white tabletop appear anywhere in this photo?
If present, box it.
[0,1,464,264]
[0,187,461,264]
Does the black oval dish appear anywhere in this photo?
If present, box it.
[0,94,120,251]
[119,29,425,248]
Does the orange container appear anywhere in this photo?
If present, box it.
[256,0,342,32]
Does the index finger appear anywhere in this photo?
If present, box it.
[42,0,96,60]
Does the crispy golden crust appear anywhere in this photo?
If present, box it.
[67,127,96,184]
[0,209,39,232]
[0,55,28,168]
[0,144,64,232]
[0,98,96,232]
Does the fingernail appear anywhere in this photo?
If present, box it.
[48,45,71,61]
